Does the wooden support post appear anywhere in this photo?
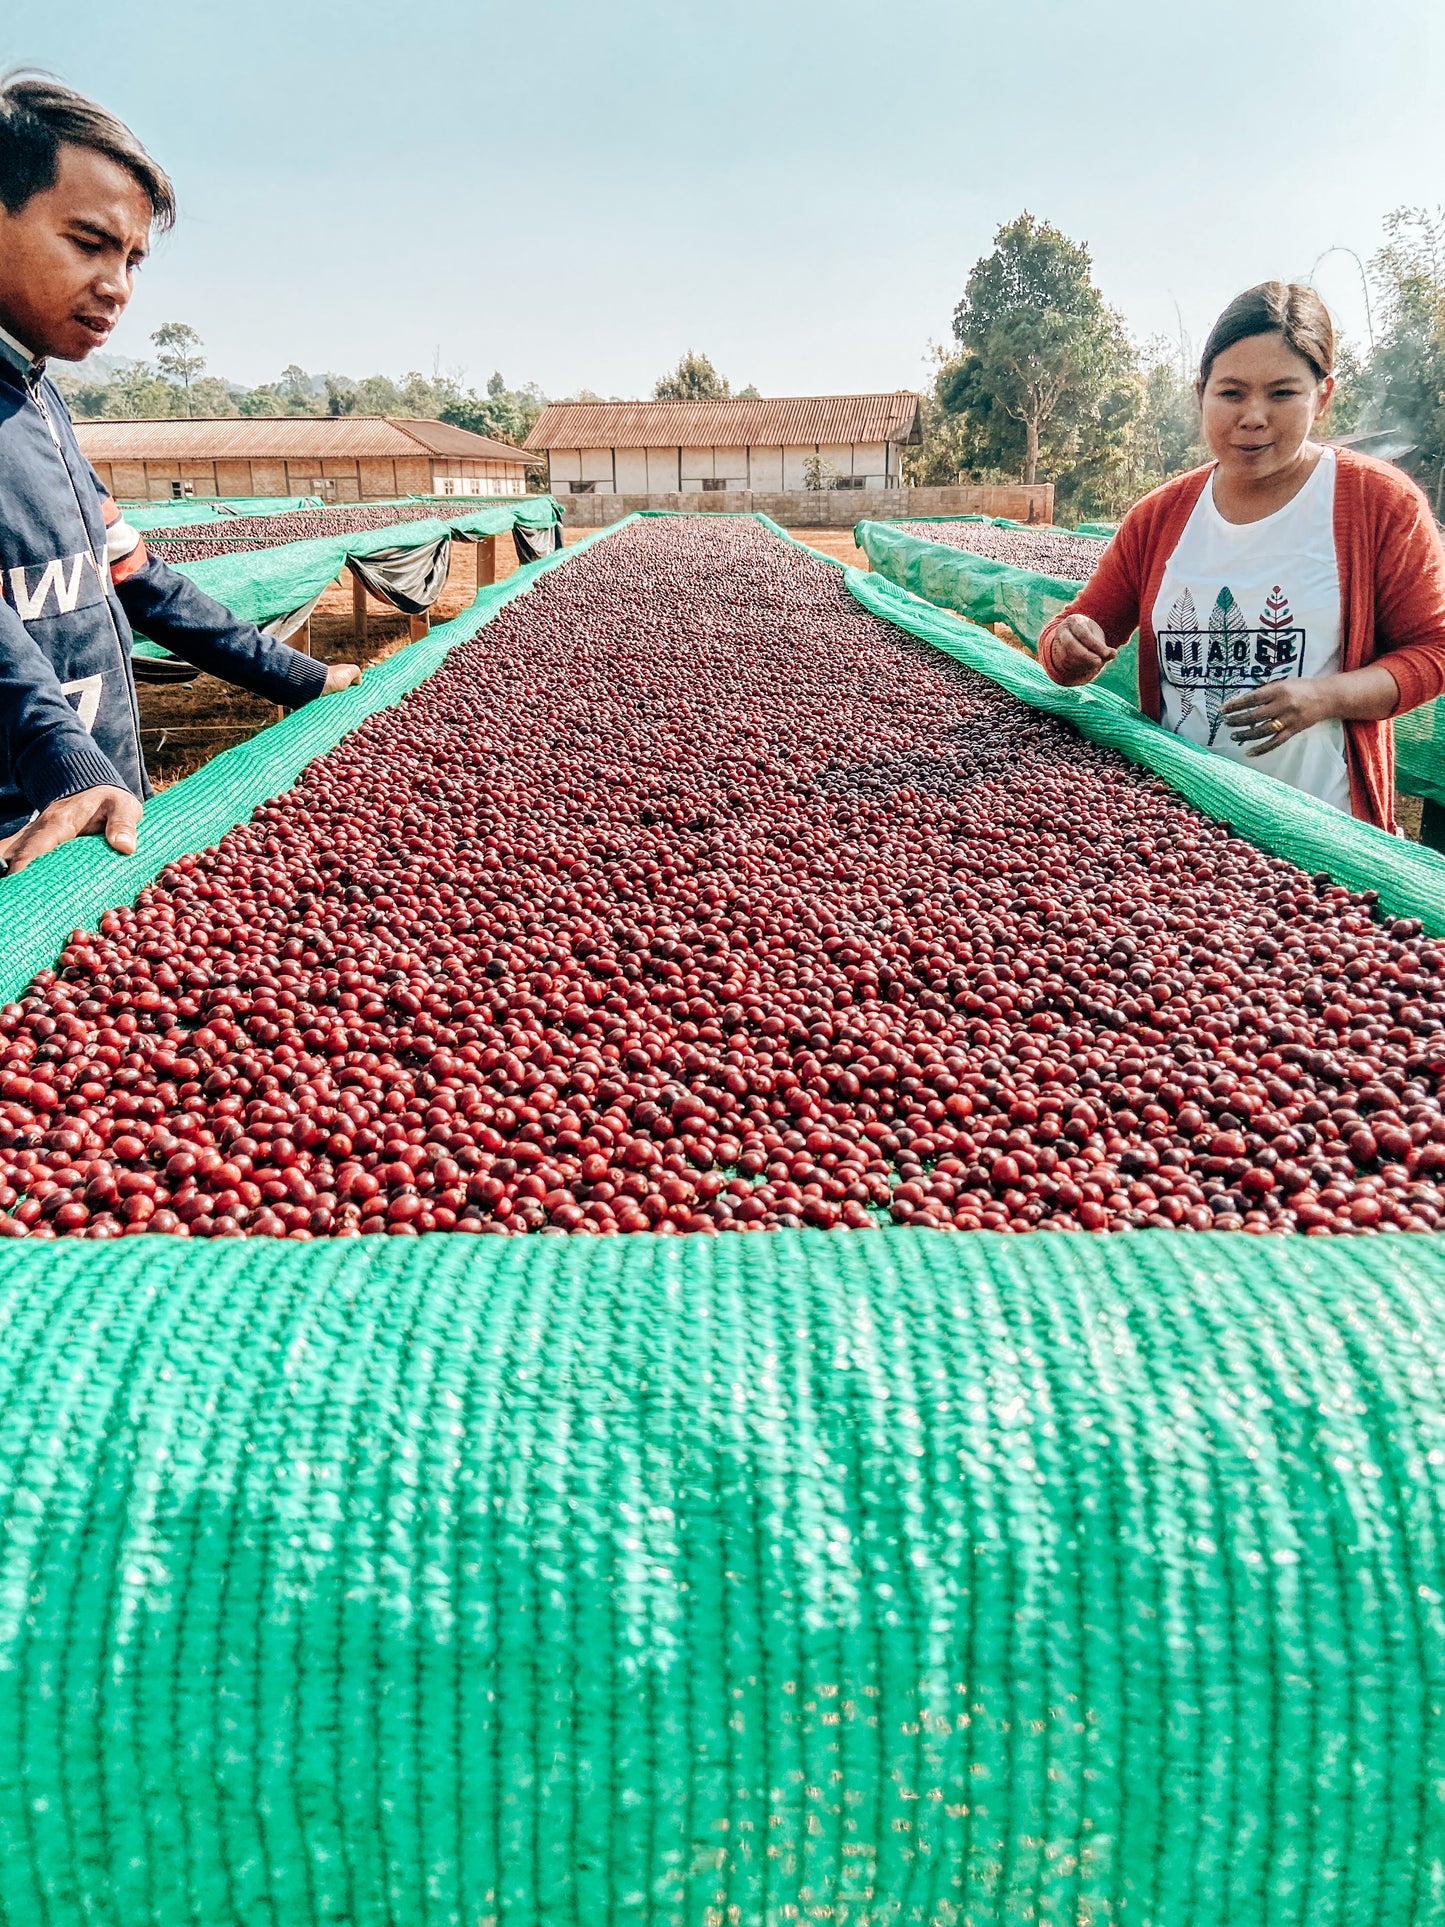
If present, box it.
[275,614,313,718]
[408,612,430,641]
[350,567,368,646]
[476,532,499,589]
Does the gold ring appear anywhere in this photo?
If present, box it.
[1267,717,1285,738]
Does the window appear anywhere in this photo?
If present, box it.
[701,477,726,492]
[571,480,597,494]
[834,476,865,490]
[170,480,195,499]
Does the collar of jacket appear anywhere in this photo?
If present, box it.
[0,318,46,386]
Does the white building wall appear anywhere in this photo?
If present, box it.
[543,440,905,493]
[647,447,680,490]
[748,446,783,490]
[782,445,815,490]
[433,474,528,497]
[614,448,648,492]
[854,441,888,486]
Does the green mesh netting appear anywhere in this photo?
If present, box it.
[2,1227,1445,1926]
[857,518,1445,803]
[167,497,562,629]
[841,557,1445,929]
[856,518,1138,698]
[6,514,1445,1921]
[120,496,326,529]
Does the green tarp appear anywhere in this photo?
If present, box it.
[121,494,325,528]
[858,516,1445,804]
[166,496,562,630]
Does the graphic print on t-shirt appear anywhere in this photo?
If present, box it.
[1156,583,1304,744]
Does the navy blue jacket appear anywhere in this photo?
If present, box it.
[0,335,328,841]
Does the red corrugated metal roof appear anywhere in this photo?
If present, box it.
[72,416,540,465]
[524,393,923,451]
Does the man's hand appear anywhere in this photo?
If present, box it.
[323,663,363,694]
[0,785,142,877]
[1048,614,1117,685]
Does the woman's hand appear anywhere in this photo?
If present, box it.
[323,662,363,694]
[1221,677,1332,754]
[1048,614,1117,685]
[1222,663,1401,755]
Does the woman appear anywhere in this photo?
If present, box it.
[1039,282,1445,829]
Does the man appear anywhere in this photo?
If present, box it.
[0,72,361,878]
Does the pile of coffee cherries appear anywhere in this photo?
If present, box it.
[147,498,528,563]
[4,516,1443,1240]
[898,522,1107,582]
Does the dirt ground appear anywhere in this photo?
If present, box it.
[135,523,1426,842]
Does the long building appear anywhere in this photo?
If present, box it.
[74,416,541,502]
[524,393,922,496]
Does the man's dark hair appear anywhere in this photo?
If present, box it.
[0,71,175,229]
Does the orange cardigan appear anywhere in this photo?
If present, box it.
[1037,449,1445,830]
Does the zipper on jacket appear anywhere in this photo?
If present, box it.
[26,375,148,780]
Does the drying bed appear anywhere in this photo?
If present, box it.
[3,516,1445,1925]
[5,516,1445,1244]
[894,519,1108,581]
[146,495,542,562]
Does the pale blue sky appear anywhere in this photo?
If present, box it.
[6,0,1443,398]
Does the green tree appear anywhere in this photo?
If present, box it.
[1314,338,1370,441]
[106,362,181,417]
[1100,337,1206,508]
[903,342,993,487]
[354,373,406,414]
[238,383,285,416]
[654,349,730,400]
[1366,205,1445,511]
[279,364,319,413]
[185,374,240,417]
[65,382,112,419]
[948,212,1129,486]
[151,322,206,415]
[440,373,545,446]
[325,376,358,416]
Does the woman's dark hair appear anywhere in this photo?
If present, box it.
[0,71,175,230]
[1199,281,1335,385]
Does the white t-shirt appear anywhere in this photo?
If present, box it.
[1152,448,1349,810]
